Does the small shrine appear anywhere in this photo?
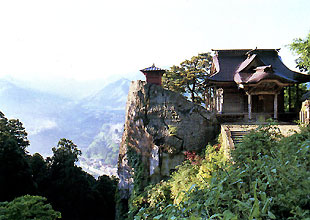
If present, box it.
[140,64,165,86]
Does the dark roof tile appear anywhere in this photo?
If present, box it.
[140,64,165,72]
[208,49,310,84]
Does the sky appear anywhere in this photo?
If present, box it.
[0,0,309,84]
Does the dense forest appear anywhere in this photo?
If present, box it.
[0,111,117,220]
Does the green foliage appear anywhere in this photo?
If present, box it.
[127,146,145,194]
[0,195,61,220]
[127,146,148,219]
[50,138,81,167]
[46,138,118,220]
[0,110,118,220]
[132,126,310,219]
[132,181,173,219]
[85,124,122,167]
[0,111,35,202]
[163,53,213,105]
[168,125,178,136]
[169,163,200,204]
[93,175,118,220]
[132,146,228,219]
[0,111,29,150]
[284,84,308,112]
[29,153,49,195]
[288,31,310,73]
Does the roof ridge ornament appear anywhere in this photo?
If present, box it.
[245,47,258,56]
[140,64,165,72]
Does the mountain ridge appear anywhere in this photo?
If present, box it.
[0,78,130,173]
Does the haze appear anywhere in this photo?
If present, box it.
[0,0,309,95]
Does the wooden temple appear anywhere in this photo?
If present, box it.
[140,64,165,86]
[205,49,310,122]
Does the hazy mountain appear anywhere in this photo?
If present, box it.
[1,75,126,100]
[0,79,71,115]
[81,78,130,111]
[0,79,71,138]
[0,78,131,170]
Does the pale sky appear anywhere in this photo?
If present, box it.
[0,0,309,82]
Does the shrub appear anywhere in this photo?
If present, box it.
[133,125,310,219]
[0,195,61,220]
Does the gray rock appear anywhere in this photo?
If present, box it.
[117,80,217,199]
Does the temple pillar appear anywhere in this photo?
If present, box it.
[218,88,223,114]
[288,85,291,112]
[274,94,278,119]
[216,92,219,112]
[248,94,252,120]
[296,84,300,110]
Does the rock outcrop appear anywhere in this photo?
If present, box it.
[117,80,217,200]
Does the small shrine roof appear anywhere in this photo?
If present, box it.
[140,64,165,72]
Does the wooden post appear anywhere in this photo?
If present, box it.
[208,87,211,111]
[248,94,252,120]
[218,88,223,114]
[296,84,300,110]
[274,93,278,119]
[211,87,215,112]
[216,92,219,112]
[288,85,291,112]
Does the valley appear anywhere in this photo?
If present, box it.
[0,77,131,176]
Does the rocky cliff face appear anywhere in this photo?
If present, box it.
[117,81,217,200]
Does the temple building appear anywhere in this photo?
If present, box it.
[140,64,165,86]
[205,49,310,122]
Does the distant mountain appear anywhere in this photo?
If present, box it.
[0,79,71,140]
[1,75,124,100]
[80,78,131,111]
[0,78,131,171]
[84,123,123,165]
[0,79,71,116]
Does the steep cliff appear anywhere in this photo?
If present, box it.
[117,80,217,202]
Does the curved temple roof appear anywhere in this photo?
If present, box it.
[207,49,310,84]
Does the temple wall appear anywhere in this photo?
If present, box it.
[222,87,245,113]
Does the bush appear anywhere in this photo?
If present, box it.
[0,195,61,220]
[132,125,310,219]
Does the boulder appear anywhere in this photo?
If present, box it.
[117,80,217,199]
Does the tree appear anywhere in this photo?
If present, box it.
[0,195,61,220]
[29,153,49,195]
[0,111,35,202]
[48,138,81,169]
[46,139,90,220]
[288,31,310,73]
[284,83,308,112]
[285,32,310,111]
[0,114,118,220]
[93,175,118,220]
[46,138,117,220]
[163,53,213,105]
